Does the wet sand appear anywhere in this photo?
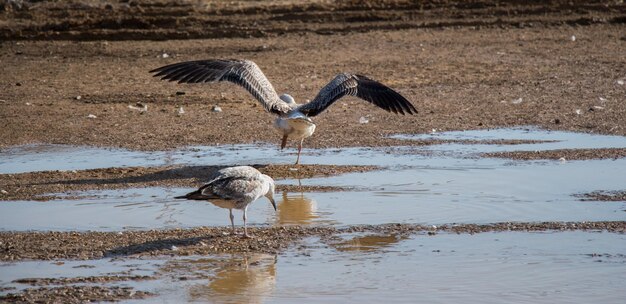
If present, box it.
[482,147,626,160]
[0,285,153,303]
[1,1,625,152]
[578,190,626,202]
[1,1,626,302]
[0,164,376,201]
[2,221,624,261]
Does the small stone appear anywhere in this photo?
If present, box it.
[211,105,222,112]
[128,102,148,112]
[175,91,185,96]
[598,97,607,103]
[593,106,604,110]
[559,157,567,162]
[359,116,369,124]
[177,107,185,116]
[288,168,298,171]
[617,80,624,85]
[25,102,32,106]
[170,245,178,251]
[161,53,169,58]
[575,109,582,115]
[0,190,8,195]
[87,114,97,119]
[570,35,576,42]
[511,97,523,104]
[76,95,82,100]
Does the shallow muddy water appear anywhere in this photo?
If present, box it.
[1,128,625,231]
[2,231,624,303]
[1,127,625,302]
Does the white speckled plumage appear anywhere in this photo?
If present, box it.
[151,59,417,164]
[175,166,276,238]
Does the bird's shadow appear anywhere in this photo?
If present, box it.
[104,235,215,258]
[36,164,274,188]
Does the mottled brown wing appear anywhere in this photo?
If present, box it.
[150,59,292,115]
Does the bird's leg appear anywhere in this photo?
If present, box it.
[295,139,304,165]
[229,209,235,235]
[242,206,253,238]
[280,134,288,150]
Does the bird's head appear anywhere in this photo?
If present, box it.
[263,175,277,211]
[279,94,296,105]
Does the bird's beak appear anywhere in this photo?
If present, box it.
[280,134,288,150]
[270,197,277,211]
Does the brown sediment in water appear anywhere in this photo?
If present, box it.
[0,286,154,303]
[0,164,378,201]
[577,190,626,202]
[482,148,626,161]
[1,222,624,262]
[13,275,156,286]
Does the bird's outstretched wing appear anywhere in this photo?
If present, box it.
[150,59,292,115]
[296,73,417,117]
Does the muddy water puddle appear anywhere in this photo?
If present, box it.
[2,231,624,303]
[1,128,625,231]
[392,126,626,153]
[1,127,626,302]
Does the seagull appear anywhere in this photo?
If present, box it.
[150,59,417,164]
[175,166,276,238]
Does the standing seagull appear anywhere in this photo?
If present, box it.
[175,166,276,238]
[150,59,417,164]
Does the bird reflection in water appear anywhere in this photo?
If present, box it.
[189,254,277,304]
[276,191,320,225]
[333,234,407,252]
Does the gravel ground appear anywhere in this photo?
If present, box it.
[1,1,625,152]
[577,190,626,201]
[1,1,625,301]
[0,285,153,303]
[482,147,626,160]
[0,164,377,201]
[2,221,624,261]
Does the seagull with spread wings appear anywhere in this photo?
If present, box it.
[150,59,417,164]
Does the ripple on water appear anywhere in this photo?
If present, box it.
[1,128,626,231]
[3,231,623,303]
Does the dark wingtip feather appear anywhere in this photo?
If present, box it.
[175,189,211,200]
